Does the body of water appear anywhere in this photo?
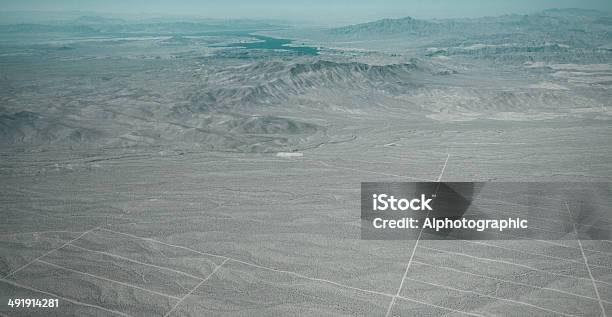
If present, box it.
[227,34,318,55]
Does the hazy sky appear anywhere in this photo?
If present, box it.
[1,0,611,25]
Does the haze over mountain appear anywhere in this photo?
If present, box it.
[317,8,612,46]
[2,0,612,24]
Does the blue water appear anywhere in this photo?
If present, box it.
[227,34,318,55]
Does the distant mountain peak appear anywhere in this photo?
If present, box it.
[327,16,441,37]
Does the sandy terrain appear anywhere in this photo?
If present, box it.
[1,9,611,317]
